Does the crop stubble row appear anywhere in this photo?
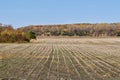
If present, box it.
[0,43,120,80]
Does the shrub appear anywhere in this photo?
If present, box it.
[26,30,36,41]
[117,31,120,36]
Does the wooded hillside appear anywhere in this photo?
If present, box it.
[0,22,120,43]
[19,23,120,37]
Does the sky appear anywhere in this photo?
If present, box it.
[0,0,120,28]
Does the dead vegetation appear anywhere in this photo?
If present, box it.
[0,38,120,80]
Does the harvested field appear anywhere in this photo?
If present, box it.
[0,38,120,80]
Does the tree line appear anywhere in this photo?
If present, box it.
[0,23,120,43]
[0,24,36,43]
[19,23,120,37]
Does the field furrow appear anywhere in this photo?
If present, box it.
[0,38,120,80]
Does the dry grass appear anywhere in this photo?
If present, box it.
[0,55,3,60]
[34,37,120,44]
